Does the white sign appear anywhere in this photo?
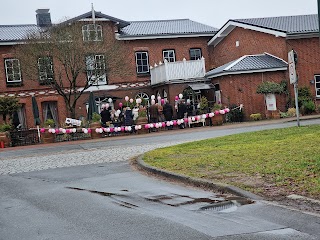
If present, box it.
[65,118,82,127]
[265,94,277,111]
[288,50,297,84]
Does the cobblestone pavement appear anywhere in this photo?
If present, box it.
[0,140,192,175]
[1,115,319,176]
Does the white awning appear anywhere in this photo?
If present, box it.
[188,83,214,90]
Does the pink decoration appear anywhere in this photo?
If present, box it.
[162,122,166,127]
[173,120,177,126]
[129,98,134,103]
[188,117,192,122]
[135,125,139,130]
[109,128,114,132]
[214,110,220,115]
[55,129,60,134]
[65,129,70,134]
[125,126,128,131]
[40,128,45,133]
[184,118,188,123]
[88,128,92,133]
[219,110,225,115]
[175,96,179,101]
[166,121,171,127]
[119,102,123,108]
[224,108,230,113]
[121,127,125,132]
[161,99,165,105]
[144,124,149,129]
[125,96,129,102]
[209,112,214,118]
[150,124,154,128]
[196,116,201,121]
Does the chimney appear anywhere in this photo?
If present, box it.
[36,9,52,27]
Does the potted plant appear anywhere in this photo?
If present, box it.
[135,106,149,134]
[0,123,12,148]
[90,112,102,139]
[41,119,56,144]
[211,104,224,126]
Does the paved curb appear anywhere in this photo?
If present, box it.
[135,154,263,201]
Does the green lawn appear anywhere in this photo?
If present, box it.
[143,125,320,199]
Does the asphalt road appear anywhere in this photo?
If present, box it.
[1,118,320,239]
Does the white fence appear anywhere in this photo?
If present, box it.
[150,57,206,85]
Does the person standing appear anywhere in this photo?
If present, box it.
[149,101,159,132]
[177,100,187,128]
[100,105,111,127]
[158,102,165,122]
[163,100,173,130]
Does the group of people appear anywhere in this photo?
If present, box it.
[149,100,174,130]
[99,99,195,131]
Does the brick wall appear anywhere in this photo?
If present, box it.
[209,27,287,69]
[211,71,288,120]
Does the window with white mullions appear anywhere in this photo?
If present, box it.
[135,52,149,74]
[86,55,107,85]
[314,75,320,98]
[5,59,22,83]
[82,24,102,41]
[38,56,54,83]
[163,49,175,62]
[189,48,202,60]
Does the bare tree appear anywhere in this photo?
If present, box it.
[16,21,130,118]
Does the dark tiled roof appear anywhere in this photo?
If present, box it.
[233,14,318,34]
[118,19,218,38]
[0,24,43,42]
[205,53,288,78]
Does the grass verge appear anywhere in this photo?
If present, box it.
[143,125,320,200]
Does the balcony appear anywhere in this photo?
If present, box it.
[150,57,206,86]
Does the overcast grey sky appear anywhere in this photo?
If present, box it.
[1,0,318,28]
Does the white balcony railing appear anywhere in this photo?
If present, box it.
[150,57,206,85]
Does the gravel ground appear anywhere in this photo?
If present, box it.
[0,140,191,175]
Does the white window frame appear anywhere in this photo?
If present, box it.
[82,24,103,42]
[135,52,149,74]
[86,54,107,85]
[189,48,202,60]
[163,49,176,62]
[5,58,22,83]
[38,56,54,83]
[315,75,320,98]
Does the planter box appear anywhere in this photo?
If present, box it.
[266,110,280,119]
[90,122,102,139]
[135,117,149,134]
[211,114,224,126]
[41,132,55,144]
[0,131,11,148]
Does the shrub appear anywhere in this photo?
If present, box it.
[44,119,55,127]
[250,113,262,121]
[92,112,101,122]
[256,81,286,94]
[0,123,12,132]
[301,100,316,115]
[226,104,244,122]
[287,108,296,117]
[199,96,209,114]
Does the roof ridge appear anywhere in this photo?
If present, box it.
[233,13,317,21]
[129,19,190,23]
[0,24,37,27]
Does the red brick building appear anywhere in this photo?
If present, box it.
[206,15,320,119]
[0,9,217,128]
